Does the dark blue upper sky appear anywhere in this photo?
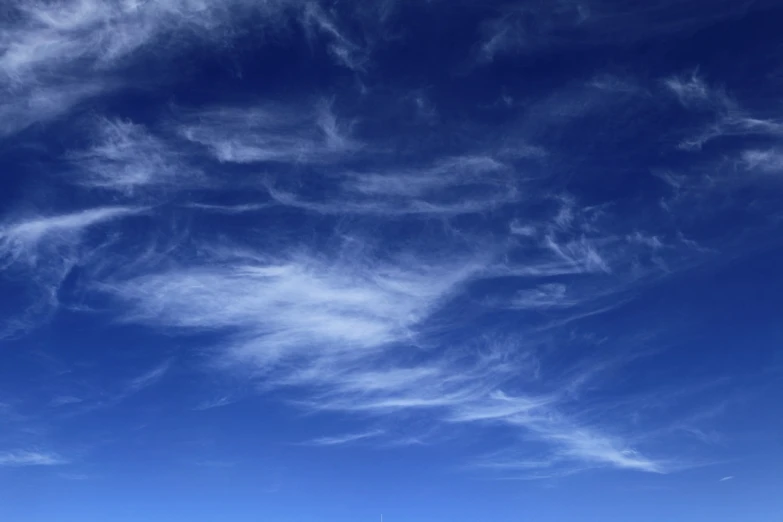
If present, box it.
[1,1,782,521]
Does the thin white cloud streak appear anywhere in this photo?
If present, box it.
[446,391,554,423]
[193,396,235,411]
[0,450,67,467]
[179,101,358,165]
[184,203,272,214]
[531,424,664,473]
[720,475,734,482]
[69,118,197,193]
[679,116,783,151]
[341,156,506,197]
[302,3,367,71]
[544,236,611,273]
[54,359,175,418]
[266,155,520,216]
[179,108,522,216]
[267,188,516,216]
[304,429,385,446]
[124,359,172,395]
[450,386,666,475]
[510,283,575,310]
[663,73,783,150]
[475,432,663,477]
[476,15,524,64]
[0,207,140,265]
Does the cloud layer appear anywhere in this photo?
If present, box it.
[1,0,780,483]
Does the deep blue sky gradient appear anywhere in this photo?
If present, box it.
[1,1,783,521]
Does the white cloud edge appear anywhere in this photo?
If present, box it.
[0,450,67,467]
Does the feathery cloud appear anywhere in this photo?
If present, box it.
[305,429,385,446]
[0,207,140,261]
[0,206,141,338]
[98,235,670,475]
[266,155,519,216]
[179,101,358,165]
[302,3,367,71]
[739,149,783,174]
[663,72,783,150]
[125,359,172,395]
[0,450,67,467]
[69,118,195,193]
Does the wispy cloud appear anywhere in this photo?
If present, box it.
[0,1,192,133]
[0,450,67,467]
[0,0,310,136]
[663,72,783,150]
[0,81,106,137]
[302,3,367,71]
[474,4,587,63]
[509,283,575,310]
[124,359,172,396]
[0,207,140,263]
[68,118,195,193]
[663,72,723,110]
[739,149,783,174]
[719,475,734,482]
[184,203,272,214]
[0,206,141,338]
[179,100,358,165]
[102,246,484,367]
[193,396,235,411]
[266,155,520,216]
[304,429,385,446]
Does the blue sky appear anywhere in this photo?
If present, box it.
[1,0,782,520]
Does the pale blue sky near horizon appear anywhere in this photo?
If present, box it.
[1,0,782,520]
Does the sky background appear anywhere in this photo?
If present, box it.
[1,1,783,521]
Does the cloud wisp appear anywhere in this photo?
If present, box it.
[0,0,376,137]
[0,207,140,264]
[0,0,255,136]
[304,429,386,446]
[663,72,783,150]
[68,117,196,193]
[262,154,524,216]
[179,100,358,165]
[0,450,67,467]
[0,207,141,338]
